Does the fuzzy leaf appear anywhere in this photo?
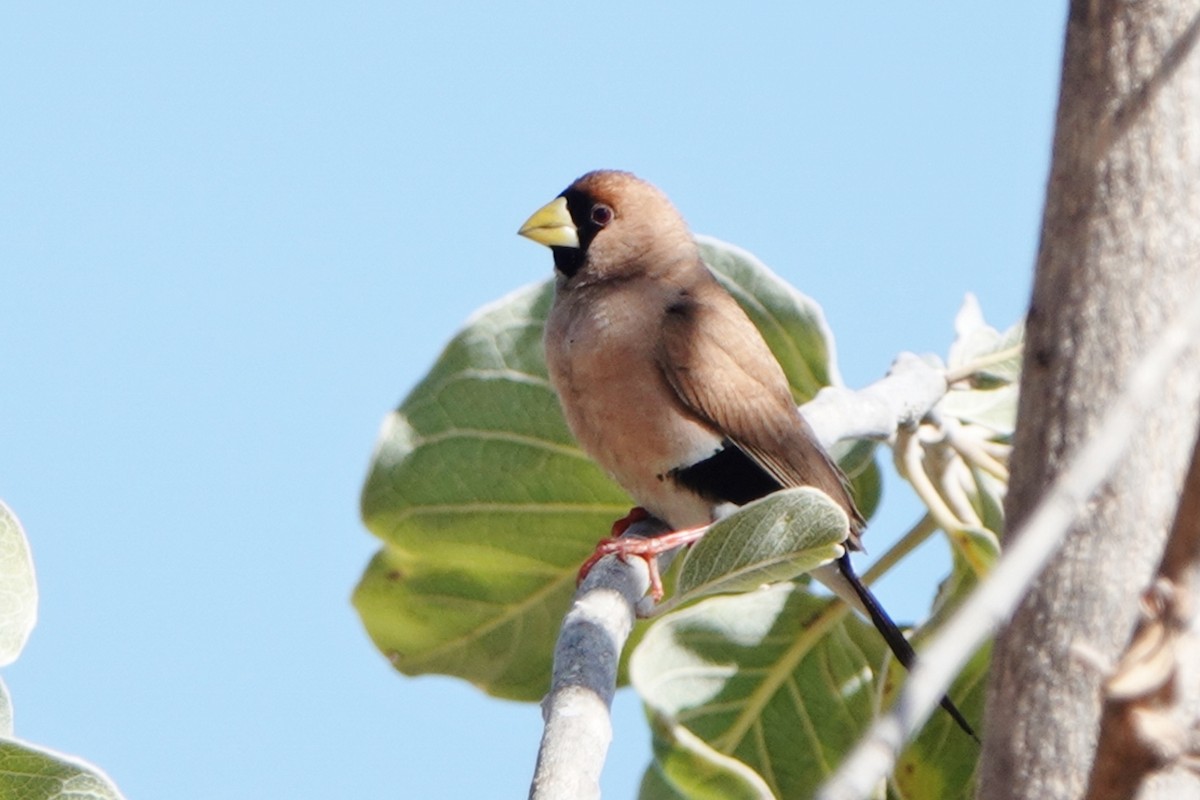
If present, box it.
[674,488,848,603]
[0,738,125,800]
[631,584,888,800]
[940,297,1023,435]
[0,502,37,667]
[937,385,1019,436]
[946,294,1024,384]
[965,467,1007,542]
[641,710,775,800]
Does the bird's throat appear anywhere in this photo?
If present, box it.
[551,246,585,278]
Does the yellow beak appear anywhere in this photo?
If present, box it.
[517,196,580,248]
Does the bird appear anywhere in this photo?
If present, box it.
[518,169,976,740]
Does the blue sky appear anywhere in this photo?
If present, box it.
[1,5,1065,798]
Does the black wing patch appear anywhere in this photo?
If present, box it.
[669,440,782,506]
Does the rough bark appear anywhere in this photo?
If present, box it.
[978,3,1200,800]
[1083,424,1200,800]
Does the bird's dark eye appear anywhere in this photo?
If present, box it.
[590,204,613,226]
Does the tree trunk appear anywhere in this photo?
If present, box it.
[1083,425,1200,800]
[978,3,1200,800]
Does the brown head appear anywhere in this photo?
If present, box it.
[518,170,698,283]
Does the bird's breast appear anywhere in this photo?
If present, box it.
[545,285,720,528]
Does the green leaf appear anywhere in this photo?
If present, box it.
[939,297,1023,436]
[0,501,37,667]
[356,281,626,700]
[0,738,125,800]
[965,467,1006,543]
[631,584,888,800]
[641,711,776,800]
[946,294,1024,385]
[883,517,994,798]
[672,488,848,604]
[834,440,882,523]
[639,766,686,800]
[930,526,999,624]
[356,238,861,699]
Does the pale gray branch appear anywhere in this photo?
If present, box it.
[528,518,663,800]
[804,353,947,449]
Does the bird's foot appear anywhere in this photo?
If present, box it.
[577,512,711,602]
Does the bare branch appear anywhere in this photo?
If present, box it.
[803,352,947,448]
[529,522,661,800]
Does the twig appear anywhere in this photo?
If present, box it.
[802,353,948,448]
[940,458,985,530]
[934,411,1011,482]
[815,286,1200,800]
[893,427,966,538]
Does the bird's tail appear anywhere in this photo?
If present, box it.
[811,554,979,742]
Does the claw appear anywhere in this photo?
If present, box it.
[576,537,667,600]
[576,511,712,602]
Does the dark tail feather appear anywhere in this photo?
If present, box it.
[837,553,979,743]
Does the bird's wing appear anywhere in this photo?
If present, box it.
[657,276,864,534]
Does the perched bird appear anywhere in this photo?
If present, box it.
[518,169,975,739]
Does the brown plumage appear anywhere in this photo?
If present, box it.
[529,171,861,539]
[519,170,975,739]
[657,270,867,546]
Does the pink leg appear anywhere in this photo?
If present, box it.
[577,509,711,601]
